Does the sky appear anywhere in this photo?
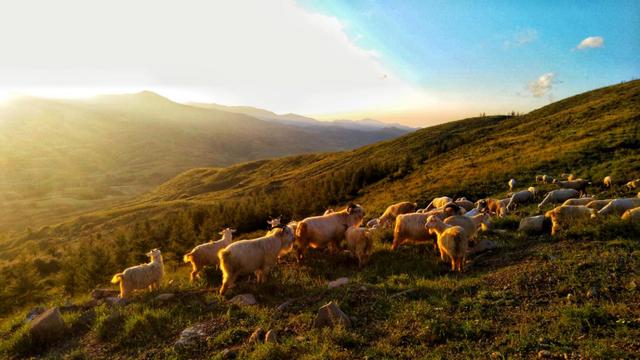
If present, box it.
[0,0,638,126]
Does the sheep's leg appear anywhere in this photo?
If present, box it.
[220,273,237,296]
[189,264,199,283]
[450,259,456,271]
[119,283,128,299]
[255,269,263,284]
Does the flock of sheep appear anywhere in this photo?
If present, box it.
[110,174,640,299]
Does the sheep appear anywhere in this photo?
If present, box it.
[295,203,365,260]
[506,189,535,210]
[323,208,335,215]
[603,176,613,188]
[425,196,453,211]
[485,198,510,217]
[443,213,490,243]
[560,173,575,181]
[111,249,164,299]
[366,218,380,228]
[621,207,640,221]
[537,174,554,184]
[378,201,417,228]
[544,205,596,236]
[538,189,580,209]
[508,178,516,192]
[218,225,294,295]
[625,179,640,190]
[562,197,594,206]
[392,212,437,250]
[598,198,640,216]
[345,226,373,267]
[183,228,236,282]
[454,198,475,211]
[528,187,540,199]
[424,215,468,272]
[585,199,613,211]
[553,179,591,195]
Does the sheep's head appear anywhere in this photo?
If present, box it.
[424,215,440,231]
[220,227,236,238]
[146,248,162,260]
[346,203,365,219]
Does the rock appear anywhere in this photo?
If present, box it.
[518,215,545,233]
[155,293,175,302]
[264,329,277,343]
[24,306,46,323]
[175,323,209,349]
[90,288,119,300]
[248,327,264,344]
[538,350,552,358]
[29,307,65,342]
[229,293,257,306]
[327,277,349,289]
[313,301,351,329]
[468,239,497,255]
[103,296,126,306]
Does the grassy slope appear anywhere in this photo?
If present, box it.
[1,81,639,359]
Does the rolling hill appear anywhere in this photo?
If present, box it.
[0,92,409,233]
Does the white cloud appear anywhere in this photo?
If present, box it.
[0,0,428,117]
[576,36,604,50]
[503,29,537,48]
[528,73,555,97]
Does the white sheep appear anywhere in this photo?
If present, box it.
[295,203,365,260]
[598,198,640,216]
[443,213,490,243]
[218,226,294,295]
[562,197,594,206]
[377,201,417,228]
[508,178,516,192]
[392,212,435,250]
[111,249,164,299]
[345,226,374,267]
[424,215,468,272]
[553,179,591,195]
[506,189,534,210]
[425,196,453,211]
[621,207,640,221]
[485,198,510,217]
[625,179,640,190]
[544,205,596,236]
[538,189,580,209]
[183,228,236,282]
[603,176,613,188]
[585,199,613,211]
[454,198,475,211]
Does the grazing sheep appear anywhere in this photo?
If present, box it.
[585,199,613,211]
[345,226,374,267]
[366,218,380,229]
[598,198,640,216]
[295,203,365,260]
[454,198,475,211]
[625,179,640,190]
[508,178,516,192]
[538,189,580,209]
[506,190,535,210]
[323,208,335,215]
[183,228,236,282]
[425,196,453,211]
[485,198,510,217]
[424,216,468,272]
[444,213,490,243]
[621,207,640,221]
[603,176,613,188]
[378,201,418,228]
[553,179,591,195]
[218,226,294,295]
[562,197,594,206]
[528,187,540,199]
[111,249,164,299]
[544,205,596,236]
[392,213,437,250]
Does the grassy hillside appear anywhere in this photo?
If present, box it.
[0,81,639,359]
[0,92,408,233]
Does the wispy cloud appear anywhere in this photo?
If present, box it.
[576,36,604,50]
[503,29,538,48]
[528,73,555,97]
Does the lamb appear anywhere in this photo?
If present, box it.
[443,213,490,243]
[425,196,453,211]
[625,179,640,190]
[424,215,468,272]
[508,178,516,192]
[218,225,294,295]
[621,207,640,221]
[506,189,535,210]
[537,189,580,209]
[585,199,613,211]
[562,197,594,206]
[345,226,374,267]
[378,201,417,228]
[183,228,236,282]
[295,203,365,260]
[603,176,613,188]
[454,198,475,211]
[598,198,640,216]
[111,249,164,299]
[553,179,591,195]
[544,205,596,236]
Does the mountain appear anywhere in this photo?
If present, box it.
[189,102,415,131]
[25,80,639,246]
[0,92,409,232]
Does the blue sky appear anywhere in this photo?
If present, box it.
[299,0,640,121]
